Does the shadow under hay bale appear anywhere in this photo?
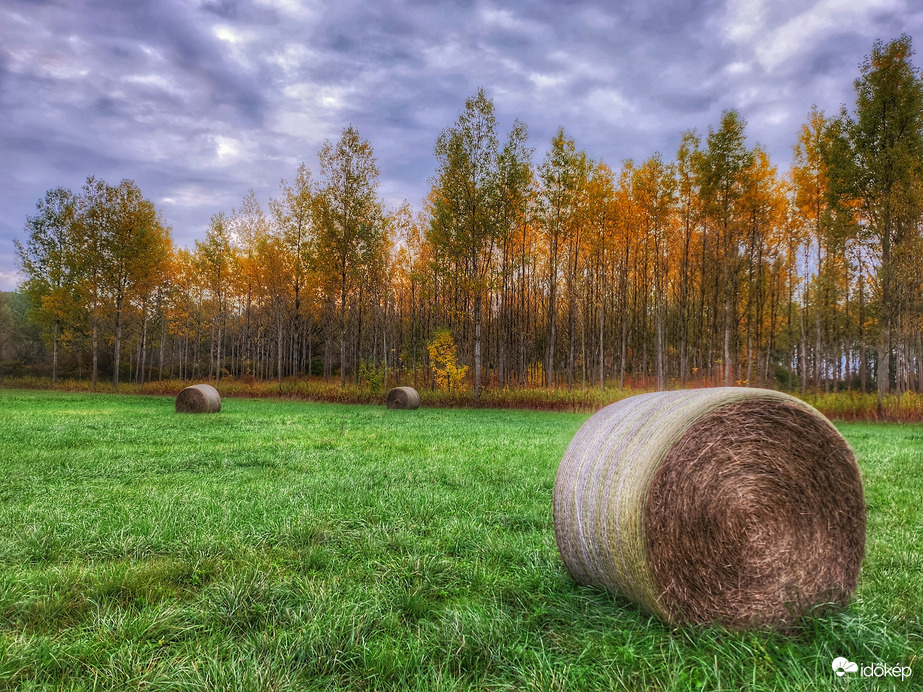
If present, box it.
[553,387,865,629]
[386,386,420,410]
[175,383,222,414]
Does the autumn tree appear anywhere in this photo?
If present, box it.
[73,176,110,388]
[535,127,589,387]
[391,201,431,386]
[231,190,271,376]
[739,146,788,387]
[829,35,923,396]
[674,131,703,385]
[270,163,316,375]
[102,180,171,387]
[427,328,468,391]
[315,125,386,387]
[494,119,532,389]
[255,229,292,386]
[699,110,754,385]
[584,161,618,389]
[168,248,206,380]
[634,154,676,390]
[430,88,522,399]
[15,187,79,383]
[791,107,833,390]
[195,212,235,383]
[613,161,637,387]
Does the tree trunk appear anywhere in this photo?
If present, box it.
[354,284,364,387]
[137,299,148,386]
[859,274,867,393]
[723,292,732,387]
[208,321,216,381]
[383,301,388,390]
[158,313,166,381]
[112,298,123,387]
[800,254,808,394]
[656,298,665,391]
[598,289,605,391]
[916,328,922,393]
[473,294,482,400]
[307,314,314,379]
[546,280,557,388]
[52,320,60,384]
[324,321,332,382]
[878,228,892,400]
[340,271,347,388]
[91,301,99,390]
[619,315,627,389]
[277,314,283,389]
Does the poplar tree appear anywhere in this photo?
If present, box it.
[831,35,923,396]
[315,125,385,387]
[430,88,508,400]
[195,212,235,383]
[699,110,753,385]
[270,163,315,375]
[103,181,170,386]
[15,187,78,383]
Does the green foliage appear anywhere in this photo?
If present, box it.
[357,359,385,393]
[0,390,920,690]
[825,35,923,397]
[850,35,923,216]
[429,88,531,399]
[0,292,44,365]
[315,125,389,388]
[13,188,81,381]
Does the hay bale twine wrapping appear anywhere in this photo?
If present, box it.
[175,383,222,414]
[553,387,865,629]
[386,386,420,410]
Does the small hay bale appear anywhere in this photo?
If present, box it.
[386,386,420,410]
[553,387,865,629]
[175,383,222,414]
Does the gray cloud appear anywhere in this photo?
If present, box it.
[2,0,922,289]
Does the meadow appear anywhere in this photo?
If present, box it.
[0,389,920,691]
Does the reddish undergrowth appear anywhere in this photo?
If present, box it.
[3,376,922,421]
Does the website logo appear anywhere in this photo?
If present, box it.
[833,657,912,681]
[832,657,858,677]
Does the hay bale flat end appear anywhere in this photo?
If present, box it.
[553,387,865,629]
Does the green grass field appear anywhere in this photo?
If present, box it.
[0,389,920,691]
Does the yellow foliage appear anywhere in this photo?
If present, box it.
[427,329,468,391]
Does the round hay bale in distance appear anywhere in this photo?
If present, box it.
[386,386,420,410]
[553,387,865,629]
[175,383,222,414]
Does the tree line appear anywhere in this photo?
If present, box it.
[11,36,923,399]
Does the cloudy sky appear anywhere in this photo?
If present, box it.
[1,0,920,290]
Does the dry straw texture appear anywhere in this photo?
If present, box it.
[386,386,421,410]
[175,384,222,414]
[553,388,865,629]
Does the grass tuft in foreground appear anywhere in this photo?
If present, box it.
[0,389,920,690]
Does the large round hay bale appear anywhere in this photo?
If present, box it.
[386,386,420,410]
[553,387,865,629]
[175,383,222,414]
